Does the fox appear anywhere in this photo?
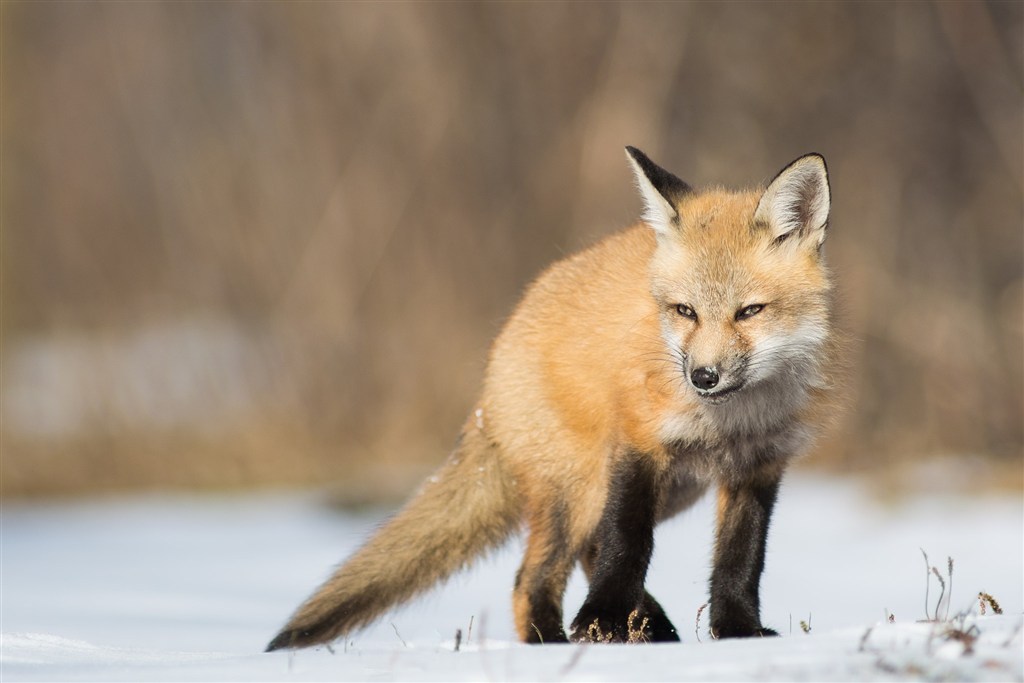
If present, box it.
[266,147,839,650]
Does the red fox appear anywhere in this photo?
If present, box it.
[267,148,838,650]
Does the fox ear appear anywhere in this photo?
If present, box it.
[625,146,692,237]
[755,154,830,248]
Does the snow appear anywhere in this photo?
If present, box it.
[2,319,271,438]
[2,473,1021,681]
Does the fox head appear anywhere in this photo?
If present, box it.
[626,147,833,415]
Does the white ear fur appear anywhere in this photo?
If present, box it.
[627,155,677,236]
[624,146,691,238]
[755,154,830,246]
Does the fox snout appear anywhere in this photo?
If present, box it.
[677,324,750,399]
[685,358,746,401]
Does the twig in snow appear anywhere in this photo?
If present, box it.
[467,615,474,644]
[858,625,874,652]
[945,557,954,621]
[931,566,946,622]
[391,622,408,648]
[920,548,932,621]
[695,602,708,643]
[559,642,588,677]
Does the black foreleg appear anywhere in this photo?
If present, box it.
[709,463,784,639]
[570,454,664,643]
[579,542,679,642]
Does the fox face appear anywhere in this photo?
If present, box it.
[627,148,832,413]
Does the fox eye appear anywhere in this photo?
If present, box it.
[736,304,765,321]
[675,304,697,320]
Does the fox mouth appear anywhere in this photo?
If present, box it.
[695,381,745,404]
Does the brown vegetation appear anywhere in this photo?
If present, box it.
[2,3,1021,499]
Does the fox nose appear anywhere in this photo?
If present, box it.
[690,366,720,391]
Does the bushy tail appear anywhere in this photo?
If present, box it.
[266,426,518,651]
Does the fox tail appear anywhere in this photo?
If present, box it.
[266,424,518,651]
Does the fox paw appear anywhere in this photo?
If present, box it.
[711,623,779,639]
[645,615,681,642]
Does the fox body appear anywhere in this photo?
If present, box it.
[267,148,838,650]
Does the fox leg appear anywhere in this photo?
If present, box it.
[708,462,784,639]
[580,543,679,642]
[513,500,574,644]
[569,454,662,643]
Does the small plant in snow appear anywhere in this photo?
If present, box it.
[577,610,649,644]
[978,591,1003,615]
[695,602,709,643]
[583,619,613,644]
[933,610,981,656]
[919,549,955,622]
[625,609,650,644]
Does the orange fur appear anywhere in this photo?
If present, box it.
[267,150,839,650]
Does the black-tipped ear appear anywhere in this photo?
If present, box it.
[754,153,830,248]
[625,146,692,236]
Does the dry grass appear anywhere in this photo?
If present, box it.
[978,592,1003,616]
[2,3,1021,500]
[578,609,650,644]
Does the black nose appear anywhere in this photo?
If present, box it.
[691,366,720,390]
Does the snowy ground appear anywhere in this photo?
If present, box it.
[2,472,1021,681]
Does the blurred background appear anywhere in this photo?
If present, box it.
[2,2,1021,503]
